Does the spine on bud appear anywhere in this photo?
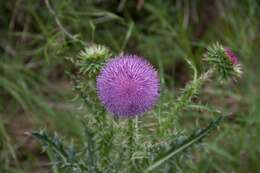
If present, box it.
[204,43,243,80]
[68,44,112,77]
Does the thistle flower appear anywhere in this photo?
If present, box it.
[204,43,242,79]
[224,48,238,65]
[97,55,160,117]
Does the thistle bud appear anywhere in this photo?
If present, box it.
[204,43,242,80]
[75,44,112,77]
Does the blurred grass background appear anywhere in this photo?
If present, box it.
[0,0,260,172]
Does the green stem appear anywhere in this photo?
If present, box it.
[127,119,135,171]
[163,68,215,130]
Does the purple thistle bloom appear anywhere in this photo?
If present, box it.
[97,54,160,117]
[225,48,238,65]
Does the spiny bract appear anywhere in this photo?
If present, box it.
[205,43,242,79]
[97,54,160,117]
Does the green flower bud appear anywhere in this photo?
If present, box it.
[76,44,112,77]
[204,43,242,80]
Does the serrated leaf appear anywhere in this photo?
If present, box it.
[145,116,223,173]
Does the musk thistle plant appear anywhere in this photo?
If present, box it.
[33,42,243,173]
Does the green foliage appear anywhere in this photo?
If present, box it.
[32,42,236,172]
[0,0,260,172]
[145,116,223,172]
[32,130,88,173]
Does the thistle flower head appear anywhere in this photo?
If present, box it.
[204,43,242,79]
[97,54,160,118]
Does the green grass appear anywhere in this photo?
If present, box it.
[0,0,260,172]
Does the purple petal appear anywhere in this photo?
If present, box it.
[97,54,160,117]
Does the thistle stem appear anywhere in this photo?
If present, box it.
[127,119,135,171]
[163,68,215,131]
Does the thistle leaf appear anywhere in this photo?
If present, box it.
[145,116,223,173]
